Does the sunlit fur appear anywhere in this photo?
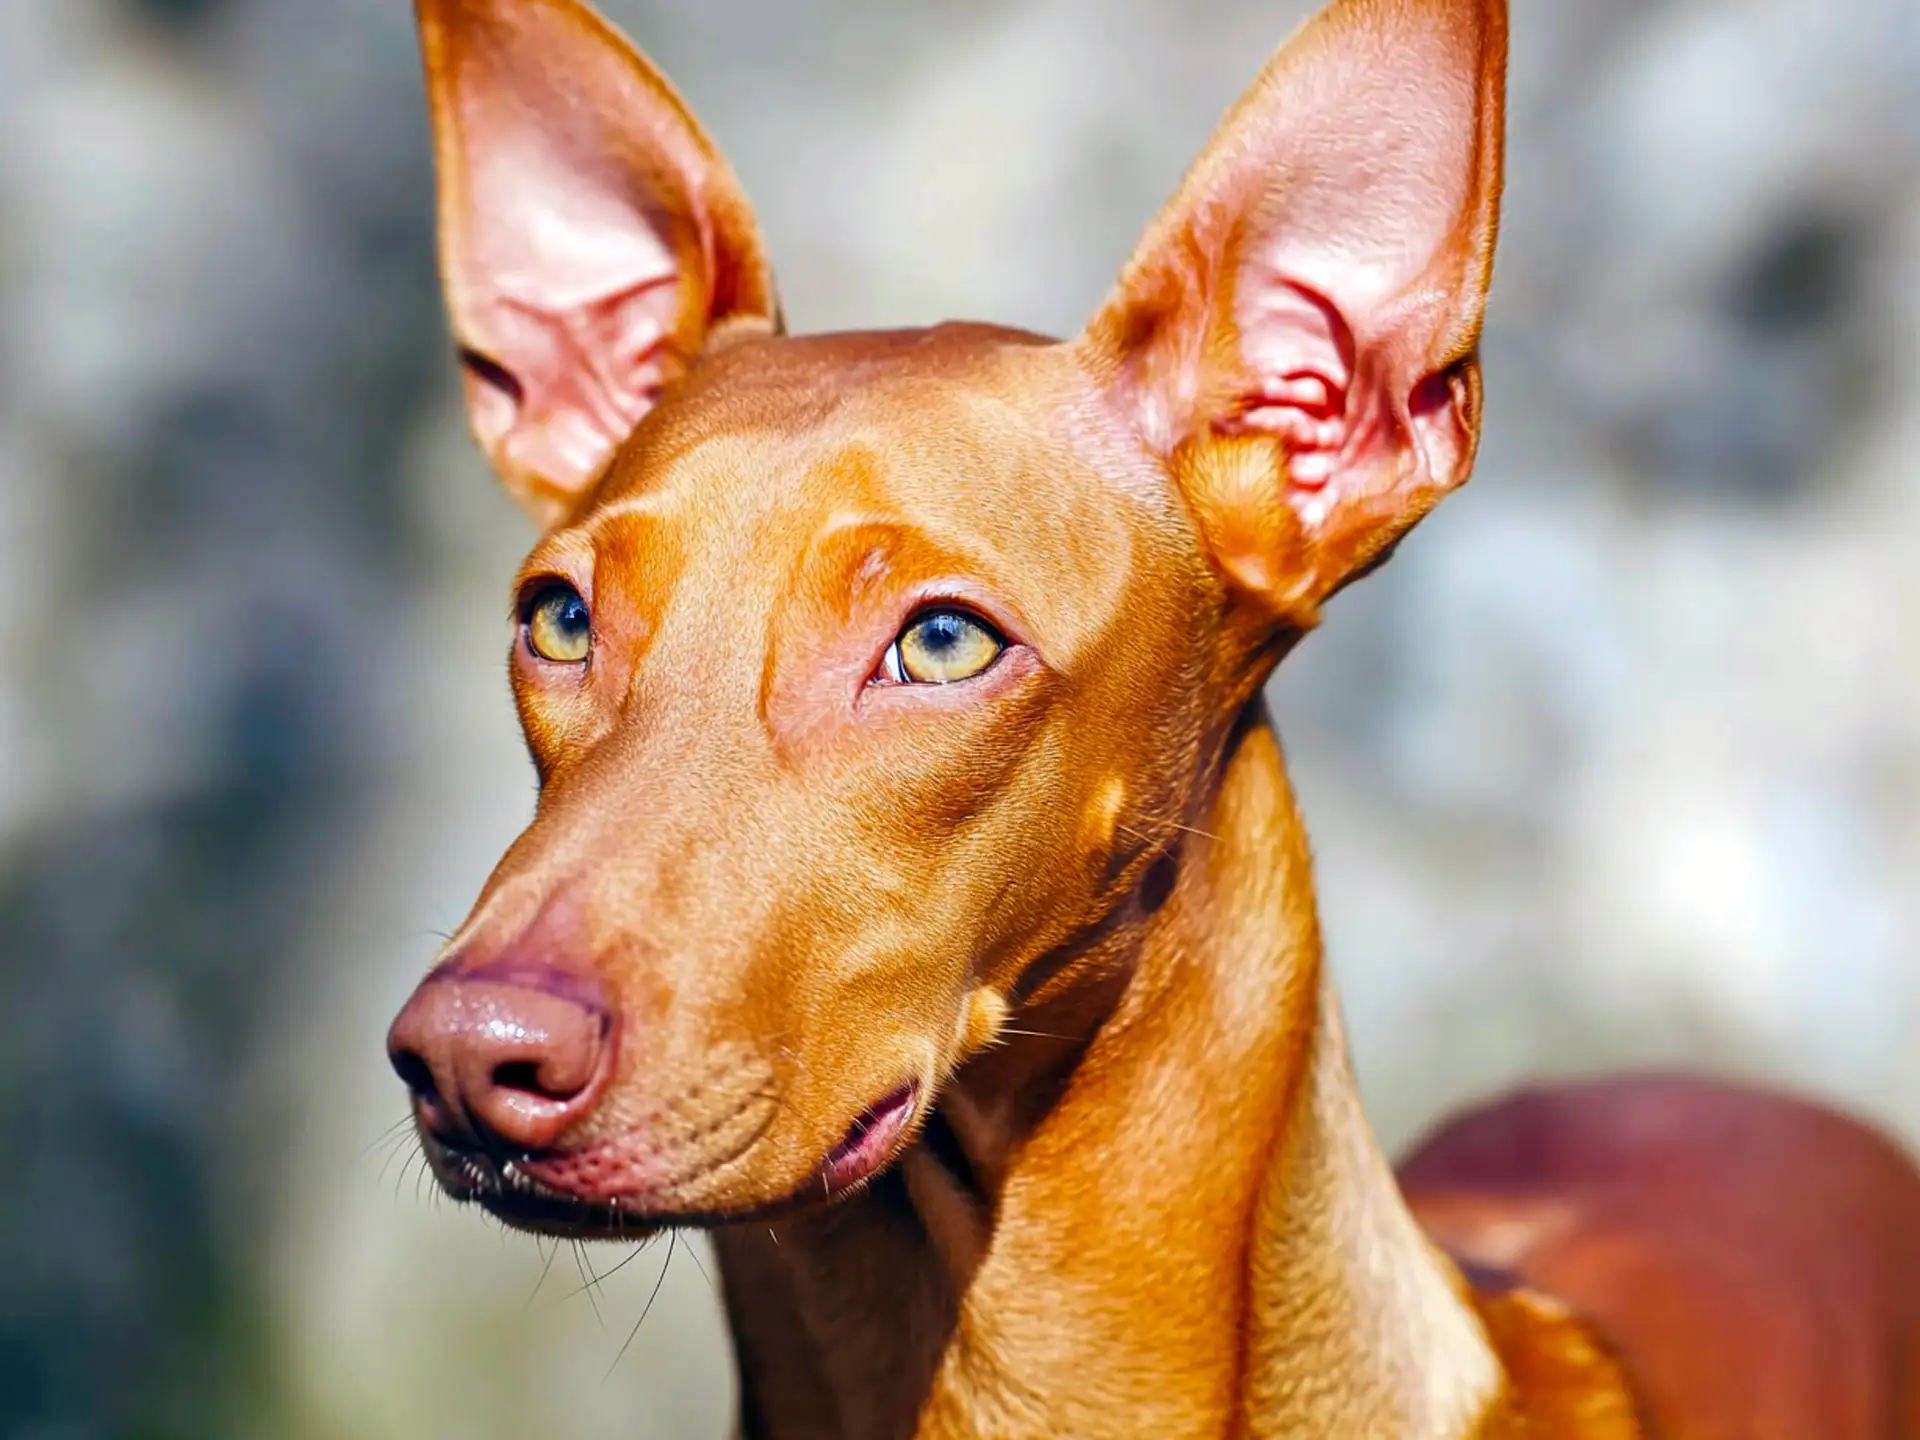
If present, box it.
[396,0,1920,1434]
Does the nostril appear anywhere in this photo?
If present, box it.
[390,1047,437,1101]
[491,1059,572,1101]
[388,1038,463,1139]
[471,1035,607,1151]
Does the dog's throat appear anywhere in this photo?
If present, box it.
[916,1106,979,1198]
[716,707,1507,1439]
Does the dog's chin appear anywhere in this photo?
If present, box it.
[468,1163,665,1243]
[423,1081,923,1241]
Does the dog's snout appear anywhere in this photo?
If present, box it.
[387,963,616,1152]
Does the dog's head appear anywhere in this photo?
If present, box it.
[388,0,1505,1236]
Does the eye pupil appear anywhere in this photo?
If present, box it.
[919,614,963,652]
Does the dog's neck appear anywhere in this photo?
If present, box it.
[712,702,1506,1439]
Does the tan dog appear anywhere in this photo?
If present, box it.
[387,0,1920,1433]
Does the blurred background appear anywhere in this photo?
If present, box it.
[3,0,1918,1434]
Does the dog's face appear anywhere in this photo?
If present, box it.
[433,330,1219,1226]
[389,0,1504,1236]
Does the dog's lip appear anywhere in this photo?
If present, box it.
[817,1082,919,1196]
[426,1081,925,1238]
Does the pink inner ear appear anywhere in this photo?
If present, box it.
[460,268,681,496]
[1229,274,1355,490]
[453,132,695,496]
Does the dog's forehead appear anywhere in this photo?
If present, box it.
[548,325,1187,659]
[584,324,1170,528]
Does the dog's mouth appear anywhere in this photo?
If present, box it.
[816,1081,920,1193]
[421,1082,922,1240]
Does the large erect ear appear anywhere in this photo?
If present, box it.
[416,0,780,527]
[1080,0,1506,626]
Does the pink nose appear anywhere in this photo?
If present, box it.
[387,961,615,1151]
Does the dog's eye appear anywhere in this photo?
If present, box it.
[525,584,592,663]
[881,609,1004,685]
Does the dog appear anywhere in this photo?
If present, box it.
[388,0,1920,1432]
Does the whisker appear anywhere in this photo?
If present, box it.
[525,1239,560,1309]
[379,1128,420,1166]
[682,1238,717,1296]
[605,1234,676,1381]
[1113,817,1218,847]
[359,1114,418,1165]
[393,1148,424,1207]
[996,1027,1077,1042]
[376,1136,415,1189]
[573,1242,607,1328]
[562,1238,651,1300]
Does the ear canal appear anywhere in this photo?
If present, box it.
[1079,0,1507,624]
[416,0,780,528]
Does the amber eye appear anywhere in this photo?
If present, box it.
[882,608,1004,685]
[525,584,591,663]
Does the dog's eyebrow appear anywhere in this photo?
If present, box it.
[511,527,599,599]
[578,490,681,534]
